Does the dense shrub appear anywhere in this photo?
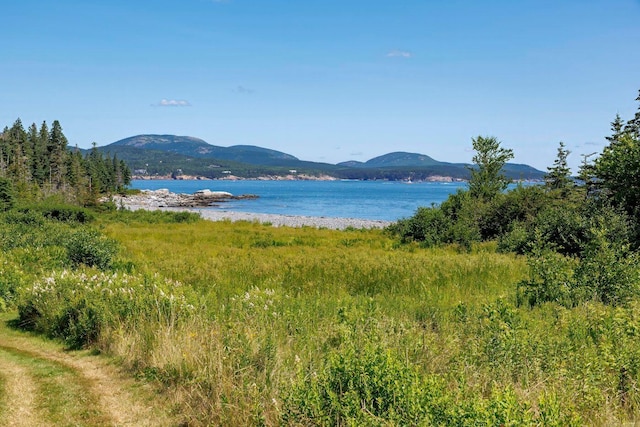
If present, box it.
[389,186,549,250]
[283,340,581,425]
[479,185,548,240]
[387,205,449,245]
[0,257,29,311]
[64,228,119,270]
[283,343,432,425]
[527,206,587,256]
[517,250,578,307]
[105,208,201,224]
[1,209,45,226]
[18,270,194,349]
[518,235,640,308]
[25,203,95,223]
[573,233,640,305]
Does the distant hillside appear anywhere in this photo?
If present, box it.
[99,134,546,181]
[108,135,299,166]
[356,152,441,168]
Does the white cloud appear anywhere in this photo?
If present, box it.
[386,49,413,58]
[234,85,255,95]
[156,99,192,107]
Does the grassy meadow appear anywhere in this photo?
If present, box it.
[3,208,640,425]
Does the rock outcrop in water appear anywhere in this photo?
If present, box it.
[108,189,258,208]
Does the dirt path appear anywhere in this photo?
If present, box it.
[0,353,42,426]
[0,313,182,426]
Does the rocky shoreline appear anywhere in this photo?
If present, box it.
[109,189,393,230]
[110,189,258,208]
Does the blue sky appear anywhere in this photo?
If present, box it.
[2,0,639,172]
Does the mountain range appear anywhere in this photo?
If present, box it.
[95,134,545,181]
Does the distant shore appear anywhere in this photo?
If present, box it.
[110,190,393,230]
[132,174,465,183]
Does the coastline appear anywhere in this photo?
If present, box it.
[111,191,393,230]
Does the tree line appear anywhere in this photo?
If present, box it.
[0,119,131,208]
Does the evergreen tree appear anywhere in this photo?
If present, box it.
[0,117,133,204]
[0,126,9,177]
[120,159,131,187]
[545,142,573,192]
[29,121,50,184]
[0,177,14,211]
[607,114,626,145]
[622,90,640,139]
[5,119,32,183]
[48,120,68,189]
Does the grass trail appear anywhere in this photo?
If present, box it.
[0,312,182,427]
[0,352,41,427]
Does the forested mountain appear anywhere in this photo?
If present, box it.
[108,135,299,166]
[339,151,441,168]
[0,119,131,206]
[100,135,546,180]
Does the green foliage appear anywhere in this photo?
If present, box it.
[518,231,640,308]
[0,118,132,206]
[478,184,548,240]
[387,205,449,245]
[283,335,582,426]
[283,343,434,425]
[517,249,578,307]
[64,228,119,270]
[573,230,640,305]
[595,133,640,219]
[525,206,587,256]
[18,270,194,349]
[104,208,202,224]
[545,141,574,193]
[468,135,514,201]
[22,203,95,223]
[0,256,30,311]
[500,201,633,257]
[0,177,15,211]
[391,185,548,250]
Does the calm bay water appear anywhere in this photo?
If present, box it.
[131,179,468,221]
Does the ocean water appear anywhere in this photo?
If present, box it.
[131,179,469,221]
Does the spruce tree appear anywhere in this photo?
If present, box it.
[545,142,573,192]
[48,120,68,189]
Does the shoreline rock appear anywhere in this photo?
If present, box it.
[107,189,392,230]
[109,189,258,208]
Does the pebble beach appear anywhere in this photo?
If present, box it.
[111,190,393,230]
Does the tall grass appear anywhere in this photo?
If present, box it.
[9,213,640,424]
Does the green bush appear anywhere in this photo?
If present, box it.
[517,249,578,307]
[283,343,434,425]
[388,205,449,245]
[479,185,548,240]
[0,257,29,309]
[18,270,194,349]
[64,228,119,270]
[105,208,201,224]
[574,233,640,305]
[518,225,640,308]
[283,340,581,425]
[22,203,95,223]
[1,209,45,226]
